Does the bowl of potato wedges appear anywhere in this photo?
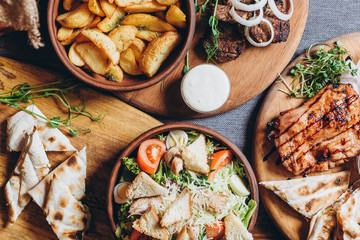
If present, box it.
[48,0,195,91]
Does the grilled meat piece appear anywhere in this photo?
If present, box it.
[204,0,290,62]
[249,0,290,43]
[270,84,360,175]
[203,22,246,62]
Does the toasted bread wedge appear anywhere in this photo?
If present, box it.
[126,172,168,200]
[161,188,191,227]
[133,206,169,240]
[224,212,253,240]
[181,134,209,174]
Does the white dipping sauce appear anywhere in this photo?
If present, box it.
[181,64,230,113]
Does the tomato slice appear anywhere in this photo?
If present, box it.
[137,139,166,175]
[208,150,233,181]
[130,230,142,240]
[206,221,225,239]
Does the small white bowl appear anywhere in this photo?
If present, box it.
[181,64,231,113]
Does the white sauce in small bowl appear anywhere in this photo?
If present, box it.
[181,64,231,113]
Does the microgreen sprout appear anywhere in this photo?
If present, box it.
[0,79,104,136]
[278,41,357,98]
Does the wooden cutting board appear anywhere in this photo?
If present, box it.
[253,32,360,240]
[0,57,162,240]
[115,0,309,118]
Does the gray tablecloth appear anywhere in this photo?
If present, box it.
[1,1,360,161]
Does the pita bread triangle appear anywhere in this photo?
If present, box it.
[308,179,360,240]
[28,147,87,209]
[4,130,51,223]
[7,104,75,152]
[44,174,90,240]
[336,188,360,239]
[259,170,350,218]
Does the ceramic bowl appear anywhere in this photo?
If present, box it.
[47,0,195,91]
[107,122,259,237]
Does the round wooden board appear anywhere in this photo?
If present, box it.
[253,32,360,240]
[115,0,309,119]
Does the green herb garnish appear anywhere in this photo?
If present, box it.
[279,41,357,98]
[183,48,191,74]
[0,80,103,136]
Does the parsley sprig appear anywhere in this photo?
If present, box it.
[0,79,103,136]
[279,41,358,98]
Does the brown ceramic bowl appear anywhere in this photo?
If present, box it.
[47,0,195,91]
[107,122,259,237]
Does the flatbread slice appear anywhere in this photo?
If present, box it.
[44,174,90,240]
[336,188,360,240]
[7,104,75,152]
[259,171,350,218]
[308,179,360,240]
[28,147,87,209]
[4,130,50,222]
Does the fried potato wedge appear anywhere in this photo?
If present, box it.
[129,38,146,62]
[82,28,120,64]
[97,7,125,32]
[63,0,74,10]
[140,31,181,77]
[120,48,143,75]
[100,0,117,17]
[57,4,92,28]
[76,27,102,43]
[68,42,85,66]
[108,25,137,52]
[88,16,102,28]
[136,30,162,42]
[165,5,186,28]
[106,64,124,82]
[61,28,82,45]
[76,42,109,74]
[114,0,151,7]
[155,0,178,6]
[77,13,95,28]
[121,14,176,32]
[124,1,167,13]
[88,0,106,16]
[57,27,73,41]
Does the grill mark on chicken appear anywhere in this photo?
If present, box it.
[285,120,360,175]
[271,84,360,175]
[274,84,347,140]
[283,98,360,174]
[277,93,358,157]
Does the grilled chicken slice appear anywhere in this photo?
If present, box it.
[269,84,360,175]
[193,189,230,214]
[164,147,184,175]
[129,194,176,217]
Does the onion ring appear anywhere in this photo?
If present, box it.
[268,0,293,21]
[244,17,274,47]
[229,6,264,27]
[229,0,267,11]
